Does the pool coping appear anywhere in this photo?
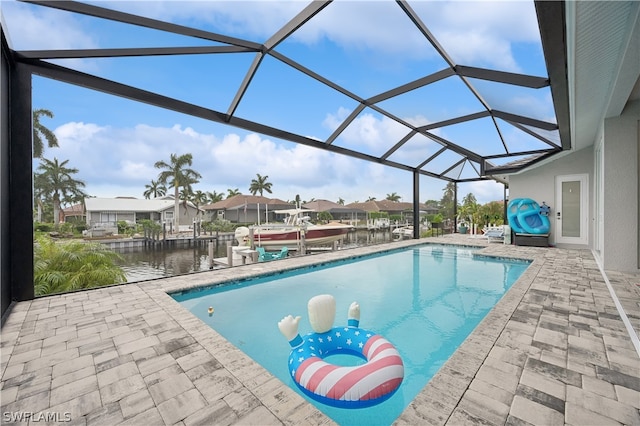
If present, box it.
[142,238,541,425]
[394,243,542,424]
[2,235,638,425]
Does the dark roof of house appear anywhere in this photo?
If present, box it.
[203,194,292,211]
[301,199,364,213]
[346,200,435,213]
[62,203,85,215]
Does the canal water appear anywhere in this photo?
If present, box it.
[115,229,397,283]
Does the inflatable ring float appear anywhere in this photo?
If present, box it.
[288,324,404,408]
[279,295,404,408]
[507,198,550,234]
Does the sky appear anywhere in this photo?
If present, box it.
[1,0,554,206]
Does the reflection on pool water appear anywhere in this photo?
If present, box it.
[172,244,530,425]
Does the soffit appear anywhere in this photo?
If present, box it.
[569,0,640,150]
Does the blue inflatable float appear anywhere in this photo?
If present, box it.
[507,198,550,234]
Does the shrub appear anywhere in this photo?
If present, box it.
[58,222,74,234]
[369,212,389,219]
[203,219,236,233]
[34,222,54,232]
[317,211,333,223]
[34,235,126,296]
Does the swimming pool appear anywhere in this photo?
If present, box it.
[172,244,530,425]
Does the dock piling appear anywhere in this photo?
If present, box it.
[208,242,215,269]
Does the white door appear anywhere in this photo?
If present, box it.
[555,174,589,245]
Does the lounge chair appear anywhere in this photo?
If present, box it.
[484,228,504,243]
[257,246,288,262]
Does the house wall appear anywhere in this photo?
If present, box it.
[602,99,639,272]
[224,209,259,224]
[508,147,594,247]
[87,208,200,228]
[164,204,202,227]
[117,213,135,223]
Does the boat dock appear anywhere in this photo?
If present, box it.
[211,242,341,267]
[92,232,235,249]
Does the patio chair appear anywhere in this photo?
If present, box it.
[275,246,288,259]
[484,228,504,243]
[257,246,288,261]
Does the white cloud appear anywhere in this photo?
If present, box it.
[413,1,540,72]
[48,119,501,204]
[98,1,306,40]
[120,160,157,180]
[292,2,434,59]
[1,1,97,50]
[327,110,416,154]
[1,1,100,71]
[56,122,104,142]
[64,1,540,73]
[322,106,352,131]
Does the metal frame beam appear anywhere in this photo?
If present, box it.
[0,0,574,310]
[22,58,434,176]
[366,68,455,104]
[21,0,260,49]
[534,0,571,150]
[263,1,330,51]
[16,45,256,60]
[492,110,558,131]
[455,65,549,89]
[419,111,490,131]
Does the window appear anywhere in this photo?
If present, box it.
[100,212,117,224]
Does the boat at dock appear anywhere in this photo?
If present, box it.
[234,209,353,250]
[392,226,414,239]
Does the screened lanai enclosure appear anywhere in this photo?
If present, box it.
[1,1,569,309]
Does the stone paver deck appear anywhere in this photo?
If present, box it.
[1,235,639,425]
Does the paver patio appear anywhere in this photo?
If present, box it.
[1,235,639,425]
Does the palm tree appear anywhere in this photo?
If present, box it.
[442,182,455,202]
[366,196,377,202]
[386,192,401,202]
[35,158,87,225]
[34,235,125,296]
[154,153,201,231]
[179,187,193,215]
[249,173,273,196]
[337,197,345,205]
[227,188,241,198]
[440,182,457,221]
[206,191,224,204]
[33,171,50,222]
[192,190,208,219]
[462,192,477,207]
[143,179,167,199]
[33,109,59,158]
[460,192,478,229]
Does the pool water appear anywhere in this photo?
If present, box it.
[173,244,530,425]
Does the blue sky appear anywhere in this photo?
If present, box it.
[1,0,554,205]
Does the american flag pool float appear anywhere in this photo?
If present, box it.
[287,325,404,408]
